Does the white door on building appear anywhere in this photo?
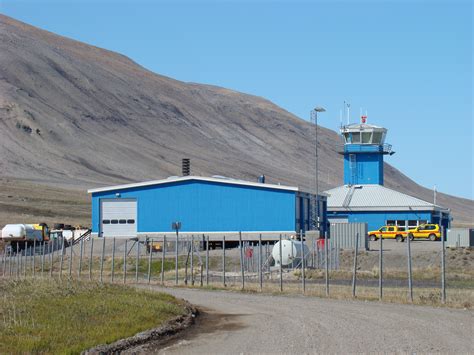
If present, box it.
[100,199,137,237]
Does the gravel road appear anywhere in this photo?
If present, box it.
[136,286,473,354]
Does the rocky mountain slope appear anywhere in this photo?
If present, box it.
[0,15,472,225]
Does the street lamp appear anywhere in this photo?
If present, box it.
[310,106,326,232]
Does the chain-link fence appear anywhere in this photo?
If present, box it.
[1,230,472,307]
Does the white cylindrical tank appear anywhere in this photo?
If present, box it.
[1,224,43,241]
[272,239,309,267]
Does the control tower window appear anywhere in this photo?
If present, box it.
[352,132,361,143]
[372,131,383,144]
[362,132,372,144]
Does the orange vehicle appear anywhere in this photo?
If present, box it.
[368,226,407,242]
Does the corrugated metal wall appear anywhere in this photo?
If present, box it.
[91,180,297,234]
[346,211,432,231]
[447,228,474,247]
[330,222,369,250]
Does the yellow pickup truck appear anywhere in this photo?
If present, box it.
[407,224,441,241]
[368,226,407,242]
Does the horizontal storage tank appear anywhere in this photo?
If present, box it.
[1,224,45,242]
[272,239,309,267]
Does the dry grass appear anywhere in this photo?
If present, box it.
[0,278,186,353]
[181,280,473,309]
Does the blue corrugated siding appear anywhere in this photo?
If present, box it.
[328,211,433,231]
[91,180,296,233]
[344,151,384,185]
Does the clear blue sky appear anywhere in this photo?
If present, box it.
[2,0,472,199]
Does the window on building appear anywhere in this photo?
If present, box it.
[351,132,361,143]
[387,220,395,226]
[372,131,383,144]
[102,220,111,224]
[396,220,405,227]
[362,132,372,144]
[119,219,126,224]
[127,219,135,224]
[111,220,118,224]
[408,220,418,227]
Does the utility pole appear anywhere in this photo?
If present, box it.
[310,107,326,234]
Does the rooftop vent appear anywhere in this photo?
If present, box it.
[182,158,190,176]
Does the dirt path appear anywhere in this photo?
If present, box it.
[135,286,473,354]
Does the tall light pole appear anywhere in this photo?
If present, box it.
[310,106,326,233]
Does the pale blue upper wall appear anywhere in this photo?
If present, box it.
[91,180,299,234]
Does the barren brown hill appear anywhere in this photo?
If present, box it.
[0,15,472,226]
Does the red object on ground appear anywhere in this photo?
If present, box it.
[245,248,253,258]
[317,238,325,248]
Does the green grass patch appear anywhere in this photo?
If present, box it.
[0,279,186,354]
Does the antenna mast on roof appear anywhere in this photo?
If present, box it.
[345,101,350,125]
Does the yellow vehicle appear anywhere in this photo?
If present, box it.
[407,224,441,241]
[368,226,407,242]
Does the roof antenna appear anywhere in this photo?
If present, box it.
[345,101,350,125]
[339,109,343,128]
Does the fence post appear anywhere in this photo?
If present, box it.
[279,234,283,292]
[59,238,65,280]
[258,234,263,291]
[161,236,166,285]
[205,235,209,286]
[41,242,45,276]
[111,238,116,283]
[351,232,359,298]
[325,232,329,296]
[175,231,179,285]
[441,225,446,304]
[2,250,5,278]
[301,230,305,294]
[135,239,140,283]
[16,251,20,279]
[184,239,190,285]
[68,239,73,278]
[200,262,203,287]
[379,234,383,300]
[24,241,28,278]
[49,241,54,278]
[9,250,13,278]
[191,235,195,286]
[407,232,413,302]
[239,232,245,290]
[148,239,153,284]
[222,235,226,287]
[100,237,105,283]
[32,239,36,278]
[89,237,94,281]
[123,239,127,284]
[78,239,84,278]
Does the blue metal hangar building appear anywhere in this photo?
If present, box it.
[88,176,327,239]
[324,121,451,231]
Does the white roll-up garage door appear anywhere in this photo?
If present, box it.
[100,199,137,237]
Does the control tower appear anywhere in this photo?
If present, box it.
[340,119,394,185]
